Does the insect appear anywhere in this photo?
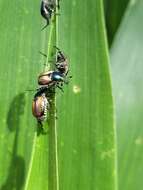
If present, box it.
[38,47,71,91]
[41,0,60,30]
[38,70,65,91]
[32,91,49,125]
[39,46,69,76]
[54,46,69,76]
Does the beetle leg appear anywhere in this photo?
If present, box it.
[39,51,47,57]
[65,70,69,76]
[56,84,64,92]
[60,83,63,87]
[41,19,49,31]
[36,86,48,93]
[54,46,66,61]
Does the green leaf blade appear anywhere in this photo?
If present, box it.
[0,0,117,189]
[57,0,117,189]
[0,1,42,189]
[0,0,58,189]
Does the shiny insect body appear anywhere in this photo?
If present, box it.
[41,0,59,30]
[38,70,65,91]
[38,47,71,92]
[32,92,49,124]
[38,70,64,85]
[38,70,53,86]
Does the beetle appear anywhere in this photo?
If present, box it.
[41,0,55,30]
[39,46,69,76]
[41,0,60,30]
[32,92,49,125]
[38,46,71,91]
[54,46,69,76]
[38,70,64,85]
[38,70,65,91]
[38,70,53,86]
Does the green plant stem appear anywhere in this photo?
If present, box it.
[45,21,54,70]
[45,1,59,189]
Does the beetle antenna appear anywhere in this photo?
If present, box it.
[54,46,65,61]
[41,20,49,31]
[53,45,60,51]
[56,85,64,92]
[41,24,48,31]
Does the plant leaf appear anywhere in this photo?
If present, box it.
[111,0,143,189]
[0,0,41,189]
[0,0,58,190]
[24,1,59,190]
[0,0,117,190]
[56,0,117,189]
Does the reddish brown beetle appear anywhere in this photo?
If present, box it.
[32,93,49,124]
[38,70,65,91]
[38,70,53,86]
[38,47,71,92]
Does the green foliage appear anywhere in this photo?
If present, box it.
[111,0,143,189]
[0,0,40,189]
[0,0,117,190]
[57,0,117,189]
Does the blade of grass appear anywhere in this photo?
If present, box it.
[111,0,143,189]
[0,0,117,189]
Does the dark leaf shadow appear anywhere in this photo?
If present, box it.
[0,93,26,190]
[7,93,26,132]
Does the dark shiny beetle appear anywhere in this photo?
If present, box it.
[55,46,69,76]
[41,0,59,30]
[38,47,71,91]
[38,70,64,85]
[38,70,65,91]
[32,92,49,124]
